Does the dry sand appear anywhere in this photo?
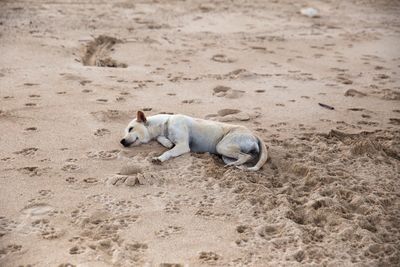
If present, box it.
[1,0,400,266]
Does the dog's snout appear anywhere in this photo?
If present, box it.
[120,139,129,147]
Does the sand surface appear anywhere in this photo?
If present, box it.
[1,0,400,266]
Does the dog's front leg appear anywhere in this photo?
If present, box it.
[156,136,174,148]
[152,143,190,163]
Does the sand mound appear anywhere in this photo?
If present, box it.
[99,128,399,265]
[82,35,127,68]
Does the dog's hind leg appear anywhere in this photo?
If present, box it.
[222,156,235,165]
[216,141,253,167]
[225,152,253,167]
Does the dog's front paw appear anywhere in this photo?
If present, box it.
[151,157,162,165]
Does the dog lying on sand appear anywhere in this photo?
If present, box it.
[120,111,268,171]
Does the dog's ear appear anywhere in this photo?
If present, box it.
[136,111,147,123]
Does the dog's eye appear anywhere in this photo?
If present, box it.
[128,127,133,132]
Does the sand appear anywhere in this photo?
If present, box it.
[0,0,399,266]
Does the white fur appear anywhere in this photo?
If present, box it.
[121,113,268,171]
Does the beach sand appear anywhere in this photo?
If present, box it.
[0,0,399,266]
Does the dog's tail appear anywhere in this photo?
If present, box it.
[242,136,268,171]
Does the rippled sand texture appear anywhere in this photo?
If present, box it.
[0,0,399,266]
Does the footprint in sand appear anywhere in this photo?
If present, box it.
[207,109,260,123]
[213,85,244,99]
[115,241,149,263]
[124,242,148,252]
[23,83,39,87]
[80,80,92,86]
[38,189,53,198]
[374,73,390,81]
[336,75,353,85]
[69,245,86,255]
[199,251,220,263]
[273,85,287,89]
[345,89,366,97]
[60,73,85,82]
[83,177,98,184]
[0,244,22,259]
[164,200,181,214]
[389,118,400,125]
[29,94,40,98]
[14,147,38,156]
[0,110,10,118]
[213,85,230,96]
[211,54,236,63]
[155,225,184,238]
[94,128,111,136]
[225,90,245,99]
[61,164,80,172]
[257,224,279,239]
[236,225,252,234]
[25,102,37,107]
[0,217,18,238]
[348,108,365,112]
[18,166,45,176]
[182,99,202,104]
[235,225,253,247]
[87,150,120,160]
[24,127,37,132]
[357,121,379,126]
[31,218,64,240]
[217,109,241,116]
[66,177,77,184]
[373,89,400,100]
[69,201,141,260]
[91,110,130,122]
[270,122,288,128]
[250,46,275,54]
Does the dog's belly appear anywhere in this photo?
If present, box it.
[188,123,223,153]
[189,139,218,153]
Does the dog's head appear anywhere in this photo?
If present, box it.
[120,111,151,147]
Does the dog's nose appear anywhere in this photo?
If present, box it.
[120,139,129,147]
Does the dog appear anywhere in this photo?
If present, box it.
[120,111,268,171]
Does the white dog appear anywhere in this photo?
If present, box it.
[120,111,268,171]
